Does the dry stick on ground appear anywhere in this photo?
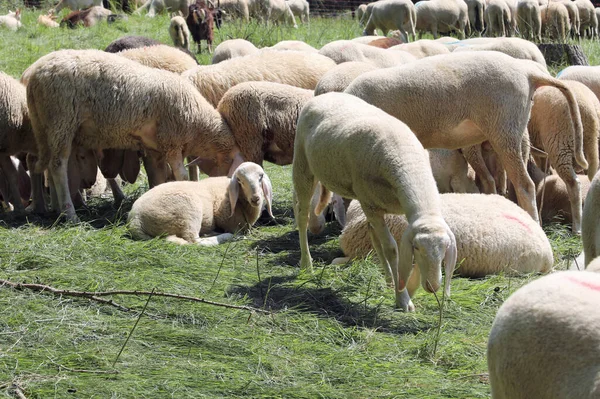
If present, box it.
[0,280,271,314]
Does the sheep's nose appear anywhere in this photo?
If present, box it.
[250,195,260,205]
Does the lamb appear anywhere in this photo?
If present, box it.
[484,0,514,37]
[344,51,584,222]
[516,0,542,41]
[0,9,22,31]
[38,12,60,28]
[216,81,313,166]
[117,44,199,73]
[388,39,451,58]
[60,6,112,28]
[136,0,191,17]
[270,40,318,52]
[293,92,457,312]
[285,0,309,23]
[362,0,417,42]
[127,162,272,245]
[318,40,416,67]
[24,49,238,222]
[211,39,259,63]
[536,172,592,225]
[540,2,570,42]
[428,149,479,194]
[186,0,216,54]
[487,270,600,399]
[333,194,552,279]
[582,169,600,266]
[451,37,547,67]
[414,0,469,39]
[169,16,191,51]
[313,61,379,95]
[183,50,337,107]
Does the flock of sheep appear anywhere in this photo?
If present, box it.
[3,0,600,396]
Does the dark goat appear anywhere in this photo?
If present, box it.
[186,0,219,53]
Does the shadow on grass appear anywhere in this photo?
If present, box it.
[230,275,433,335]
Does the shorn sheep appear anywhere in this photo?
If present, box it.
[169,16,191,51]
[293,92,457,312]
[136,0,191,17]
[582,169,600,266]
[183,50,336,107]
[24,49,237,222]
[216,81,313,166]
[345,51,584,222]
[487,270,600,399]
[333,194,552,281]
[127,162,272,245]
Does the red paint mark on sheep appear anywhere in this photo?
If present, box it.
[502,214,532,233]
[566,276,600,292]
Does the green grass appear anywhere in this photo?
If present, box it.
[0,6,591,398]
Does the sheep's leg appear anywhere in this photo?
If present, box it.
[166,151,188,181]
[107,178,125,207]
[368,222,394,285]
[142,152,168,188]
[49,155,79,222]
[29,172,47,214]
[292,157,316,271]
[462,145,497,194]
[0,155,25,213]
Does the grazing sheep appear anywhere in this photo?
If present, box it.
[487,270,600,399]
[362,0,417,42]
[344,51,584,222]
[60,6,111,28]
[308,182,347,235]
[169,16,191,51]
[334,194,552,278]
[270,40,318,52]
[258,0,298,27]
[38,12,60,28]
[582,169,600,266]
[285,0,309,23]
[541,2,570,42]
[558,65,600,102]
[356,3,367,23]
[293,92,457,312]
[465,0,485,34]
[536,172,592,225]
[187,0,216,54]
[485,0,514,37]
[560,0,581,39]
[217,81,313,166]
[218,0,250,20]
[388,39,451,58]
[414,0,469,39]
[211,39,259,63]
[51,0,103,13]
[0,9,22,31]
[318,40,416,67]
[428,149,479,194]
[183,50,337,107]
[104,35,162,52]
[516,0,542,41]
[575,0,597,38]
[24,49,237,222]
[528,80,600,234]
[117,44,199,73]
[136,0,191,17]
[314,61,378,95]
[451,37,547,67]
[127,162,272,245]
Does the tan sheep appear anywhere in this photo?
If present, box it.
[127,162,272,245]
[488,270,600,399]
[38,12,60,28]
[428,149,479,194]
[465,0,486,34]
[414,0,469,39]
[334,194,552,279]
[183,50,336,107]
[362,0,417,42]
[318,40,416,67]
[388,39,451,58]
[169,16,191,51]
[560,0,581,39]
[485,0,514,37]
[269,40,318,52]
[356,3,367,23]
[216,81,313,166]
[0,9,22,31]
[541,2,571,41]
[344,50,584,222]
[536,172,592,226]
[528,79,600,233]
[516,0,542,41]
[294,92,457,312]
[117,44,198,74]
[575,0,597,38]
[558,65,600,102]
[211,39,259,64]
[313,61,378,96]
[24,49,237,222]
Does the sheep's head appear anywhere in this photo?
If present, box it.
[399,216,457,297]
[228,162,273,221]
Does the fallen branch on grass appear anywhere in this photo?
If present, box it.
[0,279,270,314]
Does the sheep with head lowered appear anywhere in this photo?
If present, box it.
[117,44,199,73]
[344,50,584,222]
[318,40,416,68]
[0,9,22,31]
[211,39,259,64]
[169,16,191,51]
[314,61,378,96]
[362,0,417,42]
[487,270,600,399]
[451,37,547,68]
[127,162,272,245]
[183,50,336,107]
[23,49,237,223]
[293,92,457,312]
[582,169,600,266]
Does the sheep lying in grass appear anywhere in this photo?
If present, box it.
[127,162,272,245]
[536,172,592,226]
[24,49,237,222]
[0,9,22,31]
[333,194,552,280]
[211,39,259,63]
[38,12,60,28]
[318,40,416,67]
[183,50,336,107]
[169,16,191,51]
[217,81,313,166]
[293,92,457,312]
[60,6,112,28]
[117,44,199,73]
[345,51,584,222]
[488,270,600,399]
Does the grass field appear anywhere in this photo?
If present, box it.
[0,5,589,398]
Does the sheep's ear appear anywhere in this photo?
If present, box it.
[262,173,273,219]
[331,193,346,228]
[228,173,240,218]
[227,152,244,178]
[443,228,457,298]
[398,227,415,292]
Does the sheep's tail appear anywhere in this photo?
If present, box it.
[314,182,332,216]
[531,74,587,170]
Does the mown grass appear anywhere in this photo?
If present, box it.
[0,5,590,398]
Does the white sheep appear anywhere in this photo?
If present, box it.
[51,0,103,13]
[344,51,584,222]
[582,169,600,266]
[127,162,272,245]
[314,61,378,96]
[136,0,191,17]
[428,149,479,194]
[575,0,597,38]
[23,49,237,222]
[169,16,191,51]
[362,0,417,42]
[560,0,581,39]
[285,0,309,23]
[293,92,457,312]
[465,0,486,34]
[333,194,552,279]
[0,9,22,31]
[558,65,600,103]
[540,2,571,41]
[487,270,600,399]
[183,50,336,107]
[318,40,416,68]
[269,40,318,52]
[485,0,514,37]
[216,81,313,167]
[414,0,469,39]
[117,44,198,74]
[211,39,259,64]
[451,37,547,67]
[516,0,542,40]
[258,0,297,27]
[307,182,347,235]
[388,39,451,59]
